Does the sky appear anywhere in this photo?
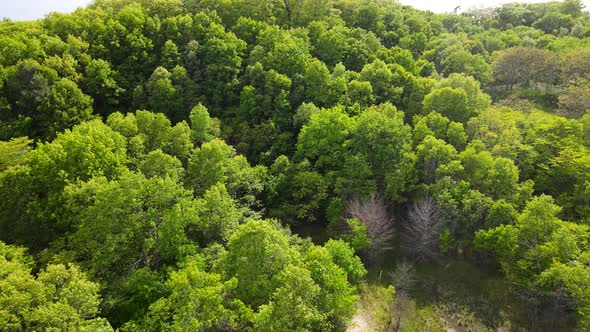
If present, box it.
[1,0,92,21]
[0,0,589,21]
[399,0,590,13]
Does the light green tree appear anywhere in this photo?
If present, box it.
[0,242,113,331]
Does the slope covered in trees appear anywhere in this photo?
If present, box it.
[0,0,590,330]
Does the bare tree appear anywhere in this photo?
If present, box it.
[345,194,395,260]
[389,261,417,296]
[402,197,443,262]
[388,261,417,332]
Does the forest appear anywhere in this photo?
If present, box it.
[0,0,589,331]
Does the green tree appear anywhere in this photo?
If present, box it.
[416,135,458,184]
[145,67,179,120]
[304,245,359,329]
[170,66,199,122]
[451,144,520,200]
[351,103,415,200]
[68,172,199,282]
[164,121,194,163]
[560,48,590,84]
[126,258,248,332]
[493,47,558,90]
[423,87,471,123]
[160,40,181,69]
[424,74,491,123]
[139,149,184,181]
[38,78,94,139]
[582,111,590,145]
[83,59,124,116]
[27,119,127,188]
[187,138,234,195]
[560,0,584,17]
[198,24,245,110]
[218,220,296,307]
[189,103,214,144]
[536,146,590,220]
[190,183,244,245]
[240,62,292,127]
[324,239,367,284]
[253,265,325,331]
[533,12,574,34]
[0,59,75,139]
[135,110,173,153]
[559,79,590,118]
[0,120,128,247]
[477,195,590,329]
[347,79,375,108]
[441,50,493,84]
[334,153,376,199]
[268,157,330,224]
[359,59,399,104]
[485,199,518,229]
[475,195,590,294]
[296,106,354,170]
[538,253,590,329]
[0,242,113,331]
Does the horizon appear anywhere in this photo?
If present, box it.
[402,0,589,13]
[1,0,588,21]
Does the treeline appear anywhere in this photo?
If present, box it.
[0,0,590,330]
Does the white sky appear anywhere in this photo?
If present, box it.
[399,0,590,13]
[0,0,588,21]
[0,0,91,21]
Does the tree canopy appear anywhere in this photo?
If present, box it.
[1,0,590,330]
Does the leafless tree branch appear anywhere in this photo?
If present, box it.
[402,197,443,262]
[345,194,395,260]
[388,261,417,332]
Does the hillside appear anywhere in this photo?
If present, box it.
[1,0,590,331]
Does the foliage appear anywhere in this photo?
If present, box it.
[0,136,31,171]
[0,242,113,331]
[1,0,590,329]
[475,196,590,320]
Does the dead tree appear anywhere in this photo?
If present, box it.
[402,197,443,262]
[345,194,395,261]
[388,261,417,332]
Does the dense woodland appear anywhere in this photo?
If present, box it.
[1,0,590,331]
